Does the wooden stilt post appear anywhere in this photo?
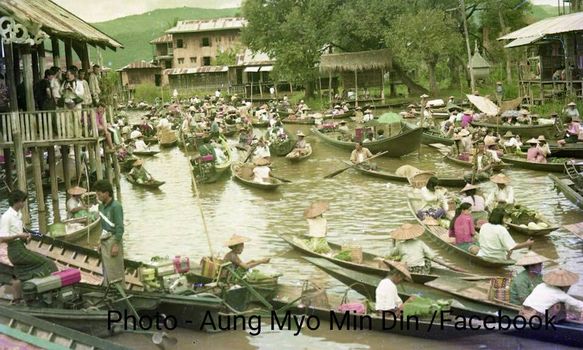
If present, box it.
[74,145,82,184]
[381,69,386,103]
[31,148,47,233]
[11,113,29,224]
[51,38,60,67]
[47,147,61,223]
[88,143,96,175]
[354,70,359,108]
[31,48,40,84]
[61,145,71,190]
[328,71,332,107]
[22,48,36,112]
[3,42,17,189]
[64,39,73,69]
[38,43,46,78]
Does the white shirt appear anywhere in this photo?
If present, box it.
[0,207,23,238]
[487,150,501,163]
[66,197,82,218]
[486,186,515,208]
[254,146,271,159]
[307,217,327,238]
[134,140,148,151]
[51,78,61,99]
[504,137,521,148]
[253,166,271,183]
[477,223,516,260]
[158,118,170,129]
[375,278,403,311]
[420,187,448,210]
[363,113,374,122]
[522,283,583,313]
[215,90,221,98]
[130,130,142,140]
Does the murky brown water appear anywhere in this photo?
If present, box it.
[2,110,583,349]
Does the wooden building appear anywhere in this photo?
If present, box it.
[164,66,229,90]
[117,60,162,88]
[150,34,173,69]
[499,12,583,104]
[0,0,123,230]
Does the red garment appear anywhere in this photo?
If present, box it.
[449,213,474,244]
[526,146,546,163]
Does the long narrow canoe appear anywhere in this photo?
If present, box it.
[471,121,556,139]
[311,122,423,157]
[285,145,312,162]
[231,163,283,191]
[251,119,269,128]
[501,155,566,173]
[48,216,101,243]
[192,137,233,184]
[342,161,468,188]
[132,149,160,157]
[444,154,509,172]
[521,143,583,158]
[421,129,455,146]
[126,175,165,189]
[549,174,583,209]
[323,110,355,119]
[407,197,516,268]
[506,221,558,237]
[281,117,315,125]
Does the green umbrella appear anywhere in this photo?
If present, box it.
[377,112,402,124]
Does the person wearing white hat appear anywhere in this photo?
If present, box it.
[375,260,412,315]
[253,138,271,161]
[133,134,149,152]
[460,183,485,213]
[485,174,515,209]
[286,131,310,158]
[510,251,549,305]
[388,224,438,274]
[66,186,88,219]
[304,201,331,253]
[502,131,522,152]
[129,159,153,184]
[458,129,473,155]
[564,102,579,120]
[363,109,374,122]
[477,208,533,261]
[536,135,551,158]
[223,235,270,271]
[464,141,494,183]
[525,138,546,163]
[520,267,583,321]
[129,127,142,141]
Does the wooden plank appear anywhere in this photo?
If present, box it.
[563,223,583,240]
[32,148,47,233]
[47,112,54,141]
[47,147,61,223]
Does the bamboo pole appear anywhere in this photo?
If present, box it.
[3,42,17,189]
[381,69,386,103]
[354,70,359,107]
[11,112,29,224]
[47,147,61,223]
[31,148,47,233]
[61,145,71,191]
[51,38,60,67]
[22,49,36,112]
[328,71,332,107]
[190,164,214,257]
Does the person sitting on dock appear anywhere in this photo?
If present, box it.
[129,159,153,184]
[485,174,514,209]
[223,234,270,272]
[350,142,373,164]
[558,116,581,146]
[526,138,546,163]
[460,183,486,214]
[476,208,533,260]
[66,186,88,219]
[416,177,448,220]
[520,267,583,321]
[304,201,331,254]
[375,260,412,316]
[510,251,548,305]
[448,203,477,252]
[388,223,438,274]
[252,158,272,183]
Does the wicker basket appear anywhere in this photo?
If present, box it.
[301,281,329,309]
[408,171,436,189]
[488,277,511,303]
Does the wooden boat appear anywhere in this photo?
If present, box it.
[159,139,177,148]
[342,161,468,188]
[506,221,558,237]
[281,117,315,125]
[48,216,101,243]
[310,122,423,157]
[444,154,509,172]
[285,145,312,162]
[269,134,295,156]
[191,138,233,184]
[521,143,583,158]
[0,305,131,349]
[501,154,566,173]
[323,110,355,119]
[158,130,178,148]
[421,128,455,146]
[407,197,515,268]
[471,121,556,139]
[231,162,283,191]
[132,149,160,157]
[251,119,269,128]
[549,174,583,210]
[126,175,165,189]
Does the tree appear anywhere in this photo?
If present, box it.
[214,46,241,66]
[385,9,461,94]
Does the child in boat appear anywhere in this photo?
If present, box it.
[66,186,88,219]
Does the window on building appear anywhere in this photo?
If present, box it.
[202,37,211,47]
[178,58,184,64]
[203,56,211,66]
[176,39,184,48]
[190,57,197,64]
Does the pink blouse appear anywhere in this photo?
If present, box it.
[567,122,580,136]
[526,147,543,162]
[449,213,475,244]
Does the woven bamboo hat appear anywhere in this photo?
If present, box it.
[297,131,305,137]
[458,129,470,137]
[420,94,429,98]
[490,174,510,184]
[390,223,424,240]
[67,186,87,196]
[568,102,577,107]
[254,158,271,166]
[407,104,416,108]
[224,234,250,247]
[133,159,144,167]
[543,268,579,287]
[421,217,440,226]
[526,138,539,144]
[460,183,478,193]
[503,131,514,138]
[304,201,329,219]
[485,139,498,147]
[537,135,546,142]
[463,110,473,114]
[382,260,412,282]
[516,251,549,266]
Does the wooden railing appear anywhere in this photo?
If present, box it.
[0,108,100,146]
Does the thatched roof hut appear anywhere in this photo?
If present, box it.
[319,48,392,73]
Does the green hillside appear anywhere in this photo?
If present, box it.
[91,7,240,69]
[530,4,560,20]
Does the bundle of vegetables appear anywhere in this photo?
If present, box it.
[439,219,450,229]
[504,204,549,229]
[402,297,451,318]
[334,250,353,261]
[549,157,569,164]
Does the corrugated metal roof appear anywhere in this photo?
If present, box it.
[150,33,173,44]
[504,35,543,49]
[499,12,583,41]
[164,66,229,75]
[0,0,123,49]
[117,60,160,71]
[235,49,274,66]
[166,17,246,34]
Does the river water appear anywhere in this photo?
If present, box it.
[2,110,583,349]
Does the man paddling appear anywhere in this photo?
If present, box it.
[350,142,373,165]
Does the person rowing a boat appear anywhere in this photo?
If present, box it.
[286,131,310,158]
[510,251,548,305]
[223,234,270,271]
[66,186,88,219]
[375,260,412,316]
[303,201,331,254]
[520,267,583,322]
[387,223,441,274]
[253,138,271,162]
[476,208,533,260]
[350,142,373,166]
[0,190,58,303]
[485,174,515,210]
[464,141,494,183]
[129,159,153,184]
[252,158,272,183]
[526,138,547,163]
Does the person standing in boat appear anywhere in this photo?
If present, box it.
[476,208,533,260]
[66,186,88,219]
[526,138,547,163]
[304,201,331,253]
[448,203,477,252]
[417,177,448,220]
[520,267,583,321]
[94,180,125,288]
[0,190,58,302]
[485,174,514,209]
[223,235,270,271]
[510,252,548,305]
[375,260,412,316]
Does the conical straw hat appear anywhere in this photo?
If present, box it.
[390,223,424,240]
[224,234,250,247]
[304,201,329,219]
[382,260,412,282]
[460,183,478,193]
[133,159,144,167]
[503,131,514,138]
[516,251,549,266]
[490,174,510,184]
[67,186,87,196]
[542,268,579,287]
[254,158,271,166]
[526,138,539,144]
[422,217,440,226]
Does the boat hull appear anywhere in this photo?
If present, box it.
[471,121,556,139]
[549,174,583,209]
[231,163,282,191]
[501,155,565,173]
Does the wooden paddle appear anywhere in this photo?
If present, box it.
[270,174,292,183]
[244,143,258,163]
[324,150,388,179]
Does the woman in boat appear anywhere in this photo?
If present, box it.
[502,131,522,153]
[558,116,581,146]
[510,251,548,305]
[536,135,551,158]
[464,141,494,183]
[223,234,270,271]
[476,208,533,260]
[303,201,331,254]
[210,139,227,164]
[520,267,583,321]
[133,134,149,152]
[286,131,309,158]
[375,260,412,315]
[0,190,57,301]
[458,129,472,160]
[252,158,272,183]
[485,174,515,210]
[448,203,476,251]
[66,186,88,219]
[460,110,474,128]
[129,159,153,184]
[460,183,486,214]
[253,138,271,162]
[416,176,448,220]
[525,138,547,163]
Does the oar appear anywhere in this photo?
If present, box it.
[270,174,292,183]
[324,150,388,179]
[243,143,258,163]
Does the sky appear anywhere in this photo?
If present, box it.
[52,0,558,23]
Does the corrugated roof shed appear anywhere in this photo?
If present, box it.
[320,49,392,73]
[166,17,246,34]
[235,49,274,66]
[164,66,229,75]
[117,60,159,71]
[150,34,173,44]
[499,12,583,41]
[0,0,123,49]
